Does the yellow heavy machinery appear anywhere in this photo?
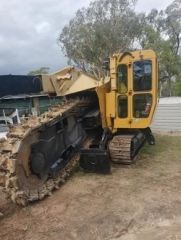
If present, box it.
[0,49,158,205]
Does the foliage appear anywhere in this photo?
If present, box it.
[28,67,50,75]
[172,78,181,95]
[59,0,181,96]
[164,0,181,55]
[59,0,140,78]
[137,2,181,96]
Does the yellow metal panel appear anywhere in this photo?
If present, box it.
[50,68,99,96]
[106,92,116,118]
[106,91,116,129]
[96,82,110,128]
[41,74,56,94]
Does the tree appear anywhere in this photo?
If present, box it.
[28,67,50,75]
[173,79,181,95]
[165,0,181,55]
[163,0,181,96]
[59,0,140,78]
[138,2,181,96]
[59,0,181,96]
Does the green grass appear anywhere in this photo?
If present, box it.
[141,134,181,157]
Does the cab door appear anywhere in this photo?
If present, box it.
[114,50,158,129]
[115,63,130,128]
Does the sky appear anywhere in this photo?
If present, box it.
[0,0,173,75]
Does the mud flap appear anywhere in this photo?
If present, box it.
[80,149,111,174]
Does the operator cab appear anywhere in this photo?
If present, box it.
[106,50,158,130]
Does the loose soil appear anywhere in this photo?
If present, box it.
[0,135,181,240]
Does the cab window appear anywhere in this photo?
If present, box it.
[118,95,128,118]
[117,64,128,93]
[133,60,152,91]
[133,94,152,118]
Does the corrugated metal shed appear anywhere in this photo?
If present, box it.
[151,97,181,132]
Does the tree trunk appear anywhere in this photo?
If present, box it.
[168,78,172,97]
